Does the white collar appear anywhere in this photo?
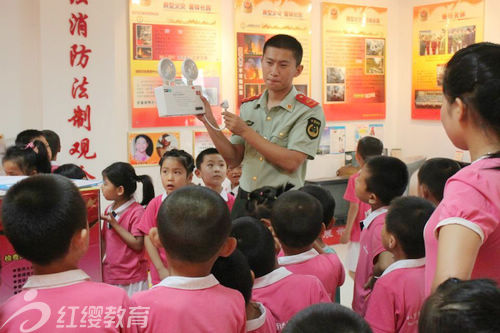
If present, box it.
[110,198,136,219]
[363,207,388,230]
[153,274,219,290]
[278,248,319,265]
[23,269,90,289]
[253,267,292,289]
[246,302,267,331]
[219,188,229,201]
[381,258,425,277]
[161,192,168,201]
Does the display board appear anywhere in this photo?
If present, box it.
[411,0,484,120]
[129,0,222,127]
[321,3,387,121]
[234,0,312,110]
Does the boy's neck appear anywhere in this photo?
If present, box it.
[389,247,407,262]
[205,183,223,194]
[167,257,215,278]
[267,86,292,109]
[246,301,262,321]
[32,261,79,275]
[281,244,314,256]
[370,202,385,211]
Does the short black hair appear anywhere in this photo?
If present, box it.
[365,156,409,205]
[42,129,61,157]
[15,129,44,145]
[102,162,155,206]
[157,186,230,262]
[283,303,373,333]
[357,136,383,161]
[54,163,87,179]
[263,34,303,66]
[231,216,276,278]
[1,174,87,266]
[418,158,461,202]
[419,278,500,333]
[299,185,335,228]
[195,147,220,169]
[134,134,154,157]
[271,191,323,248]
[159,149,194,174]
[211,248,253,305]
[245,183,294,220]
[385,196,435,259]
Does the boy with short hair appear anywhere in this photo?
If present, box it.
[352,156,409,316]
[417,157,461,205]
[273,191,345,301]
[365,197,435,333]
[195,147,235,210]
[0,175,133,332]
[132,186,246,332]
[232,216,330,332]
[42,129,61,169]
[341,136,384,280]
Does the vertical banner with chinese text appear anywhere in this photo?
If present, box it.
[129,0,222,127]
[411,0,484,120]
[234,0,312,111]
[321,3,387,121]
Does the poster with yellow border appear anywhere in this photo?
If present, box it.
[234,0,312,111]
[128,131,180,166]
[412,0,484,120]
[129,0,222,127]
[321,3,387,121]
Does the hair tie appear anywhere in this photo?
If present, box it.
[24,142,35,150]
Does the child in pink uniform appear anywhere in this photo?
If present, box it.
[424,42,500,296]
[232,217,330,332]
[137,149,194,285]
[365,197,435,333]
[283,303,372,333]
[341,136,383,279]
[0,175,133,332]
[352,156,408,316]
[417,157,461,205]
[195,147,235,211]
[273,191,345,301]
[100,162,155,296]
[212,249,277,333]
[419,278,500,333]
[132,186,246,332]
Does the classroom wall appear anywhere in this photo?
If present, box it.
[1,0,499,197]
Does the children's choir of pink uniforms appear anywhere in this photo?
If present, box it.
[0,270,134,332]
[424,157,500,295]
[343,171,371,242]
[220,188,235,211]
[352,207,388,316]
[278,248,345,300]
[102,199,148,285]
[137,193,168,285]
[247,302,277,333]
[251,267,330,332]
[132,274,246,333]
[364,258,426,333]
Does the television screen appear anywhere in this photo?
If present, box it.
[304,177,350,226]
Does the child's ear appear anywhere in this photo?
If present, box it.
[194,169,201,178]
[318,223,326,238]
[187,172,194,183]
[149,227,163,249]
[250,269,255,284]
[117,185,125,197]
[219,237,237,257]
[368,192,378,205]
[418,184,430,200]
[326,217,335,230]
[387,233,397,250]
[71,227,89,259]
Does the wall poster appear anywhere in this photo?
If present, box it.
[412,0,484,120]
[128,131,180,166]
[234,0,312,111]
[129,0,222,127]
[321,3,387,121]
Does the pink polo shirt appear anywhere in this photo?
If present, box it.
[343,171,371,242]
[137,193,168,285]
[365,258,426,333]
[252,267,330,332]
[103,199,148,285]
[247,302,277,333]
[132,274,246,333]
[424,157,500,295]
[278,248,345,301]
[0,269,134,332]
[352,207,388,316]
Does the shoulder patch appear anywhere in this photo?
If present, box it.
[295,94,319,108]
[306,117,321,140]
[241,94,262,104]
